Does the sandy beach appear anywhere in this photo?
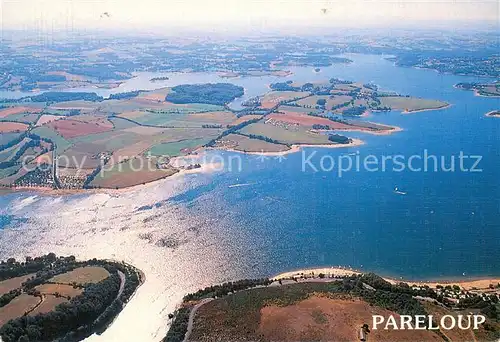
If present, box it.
[273,267,500,291]
[273,267,361,280]
[386,278,500,291]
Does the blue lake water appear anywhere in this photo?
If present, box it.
[0,54,499,281]
[0,215,13,230]
[166,55,500,280]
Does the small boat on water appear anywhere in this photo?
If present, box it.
[228,183,255,188]
[394,186,407,195]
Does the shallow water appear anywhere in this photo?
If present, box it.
[0,54,499,341]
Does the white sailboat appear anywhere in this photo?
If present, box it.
[394,186,407,195]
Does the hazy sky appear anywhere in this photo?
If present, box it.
[1,0,498,32]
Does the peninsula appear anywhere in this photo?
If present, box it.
[0,78,448,191]
[0,253,143,342]
[455,82,500,97]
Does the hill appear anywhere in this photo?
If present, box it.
[164,273,500,342]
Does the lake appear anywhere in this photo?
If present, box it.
[0,54,498,341]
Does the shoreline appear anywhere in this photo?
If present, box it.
[453,84,500,98]
[0,139,368,196]
[219,138,365,157]
[0,159,221,197]
[334,124,403,136]
[474,90,500,98]
[273,266,500,291]
[402,103,451,114]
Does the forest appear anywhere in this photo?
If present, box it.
[166,83,244,105]
[25,92,103,103]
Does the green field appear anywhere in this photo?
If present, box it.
[147,138,209,157]
[222,134,290,153]
[109,117,140,130]
[0,133,22,146]
[0,165,21,178]
[0,112,40,124]
[119,107,229,127]
[277,105,321,115]
[70,127,220,159]
[32,126,73,152]
[70,130,140,149]
[239,123,332,145]
[379,96,448,112]
[0,139,26,162]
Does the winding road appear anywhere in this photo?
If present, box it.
[182,298,213,342]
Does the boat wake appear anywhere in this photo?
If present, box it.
[228,183,256,189]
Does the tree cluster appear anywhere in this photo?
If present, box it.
[246,134,281,145]
[108,91,144,100]
[166,83,244,106]
[27,92,103,103]
[342,105,367,116]
[183,278,272,302]
[328,134,351,144]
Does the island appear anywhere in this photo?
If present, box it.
[164,270,500,342]
[455,82,500,97]
[0,78,447,191]
[0,253,143,342]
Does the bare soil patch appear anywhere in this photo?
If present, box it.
[0,294,41,326]
[137,88,171,102]
[0,274,34,295]
[258,296,440,342]
[49,266,110,285]
[93,168,178,189]
[48,117,114,138]
[0,122,29,133]
[28,295,68,316]
[0,107,42,118]
[186,111,236,124]
[36,114,65,126]
[35,283,83,298]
